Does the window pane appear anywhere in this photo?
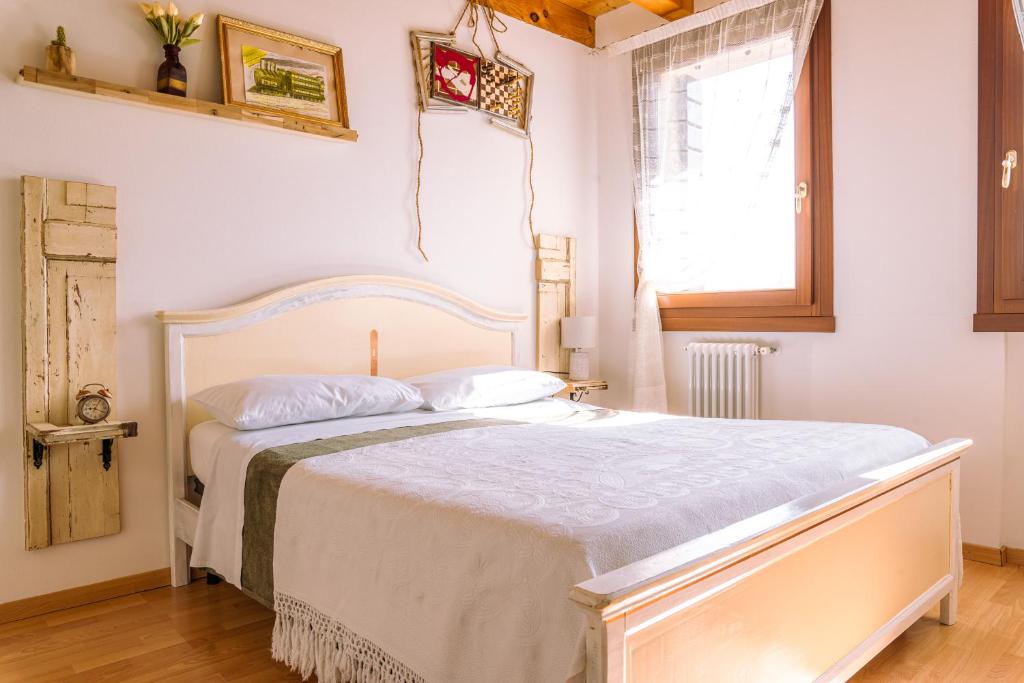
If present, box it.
[647,39,797,294]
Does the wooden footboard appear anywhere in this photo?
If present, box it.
[571,438,970,683]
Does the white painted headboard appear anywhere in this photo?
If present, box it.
[156,275,527,585]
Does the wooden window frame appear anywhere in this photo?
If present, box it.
[976,0,1024,331]
[636,0,835,333]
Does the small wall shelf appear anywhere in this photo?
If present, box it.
[17,66,358,143]
[549,374,609,402]
[27,421,138,471]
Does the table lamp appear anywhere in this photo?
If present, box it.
[561,316,596,381]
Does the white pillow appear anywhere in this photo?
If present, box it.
[193,375,424,430]
[405,365,566,411]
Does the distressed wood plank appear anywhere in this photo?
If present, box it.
[21,177,50,550]
[538,258,572,282]
[45,179,86,222]
[45,260,72,546]
[85,183,116,209]
[487,0,596,47]
[65,182,88,207]
[85,206,116,226]
[66,275,119,540]
[44,222,116,261]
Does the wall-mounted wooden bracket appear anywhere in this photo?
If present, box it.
[26,422,138,472]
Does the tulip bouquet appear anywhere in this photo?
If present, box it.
[139,3,204,47]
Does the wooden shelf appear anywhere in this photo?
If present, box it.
[27,421,138,446]
[17,66,358,143]
[549,374,609,393]
[26,421,138,472]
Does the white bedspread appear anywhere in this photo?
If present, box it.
[191,400,929,683]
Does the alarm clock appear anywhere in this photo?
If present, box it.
[75,383,112,424]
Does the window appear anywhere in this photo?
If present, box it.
[977,0,1024,331]
[636,0,834,332]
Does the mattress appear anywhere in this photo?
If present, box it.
[188,399,931,683]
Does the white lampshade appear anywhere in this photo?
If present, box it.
[561,316,597,350]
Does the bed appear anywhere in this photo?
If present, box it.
[159,275,971,683]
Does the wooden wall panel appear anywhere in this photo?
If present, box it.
[22,176,120,549]
[535,234,576,373]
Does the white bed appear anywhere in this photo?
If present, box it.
[185,398,934,682]
[160,276,971,683]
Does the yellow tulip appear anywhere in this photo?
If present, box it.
[168,2,179,16]
[138,2,153,16]
[190,12,205,26]
[152,3,166,17]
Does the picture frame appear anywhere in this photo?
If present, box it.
[410,31,465,114]
[429,43,481,110]
[485,52,534,137]
[217,16,350,128]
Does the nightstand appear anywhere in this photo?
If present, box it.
[555,377,608,403]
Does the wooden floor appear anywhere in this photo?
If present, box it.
[1,561,1021,682]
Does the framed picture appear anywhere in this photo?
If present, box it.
[217,16,350,128]
[430,43,481,109]
[410,31,464,114]
[483,53,534,136]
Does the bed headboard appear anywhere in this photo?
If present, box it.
[157,275,527,485]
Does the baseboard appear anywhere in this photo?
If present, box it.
[0,566,205,625]
[963,543,1024,567]
[963,542,1007,566]
[1006,546,1024,567]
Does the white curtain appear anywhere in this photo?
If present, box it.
[1015,0,1024,50]
[629,0,823,412]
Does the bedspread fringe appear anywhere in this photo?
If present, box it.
[272,593,425,683]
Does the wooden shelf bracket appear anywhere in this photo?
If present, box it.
[26,422,139,471]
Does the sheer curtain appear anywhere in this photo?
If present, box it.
[1015,0,1024,48]
[629,0,824,412]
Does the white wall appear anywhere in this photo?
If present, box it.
[0,0,598,603]
[596,0,1022,549]
[5,0,1022,606]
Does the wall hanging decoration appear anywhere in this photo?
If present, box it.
[410,1,536,262]
[46,26,76,76]
[217,16,350,129]
[139,2,204,97]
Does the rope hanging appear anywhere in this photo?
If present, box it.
[414,0,534,262]
[415,108,429,262]
[449,0,508,56]
[527,134,536,240]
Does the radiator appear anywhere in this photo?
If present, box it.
[687,343,774,419]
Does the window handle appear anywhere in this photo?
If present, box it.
[795,182,809,214]
[1003,150,1018,189]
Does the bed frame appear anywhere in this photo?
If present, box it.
[159,275,971,683]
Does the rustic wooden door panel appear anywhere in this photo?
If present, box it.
[535,234,576,373]
[21,176,120,549]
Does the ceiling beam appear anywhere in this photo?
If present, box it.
[628,0,694,20]
[560,0,632,16]
[486,0,597,47]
